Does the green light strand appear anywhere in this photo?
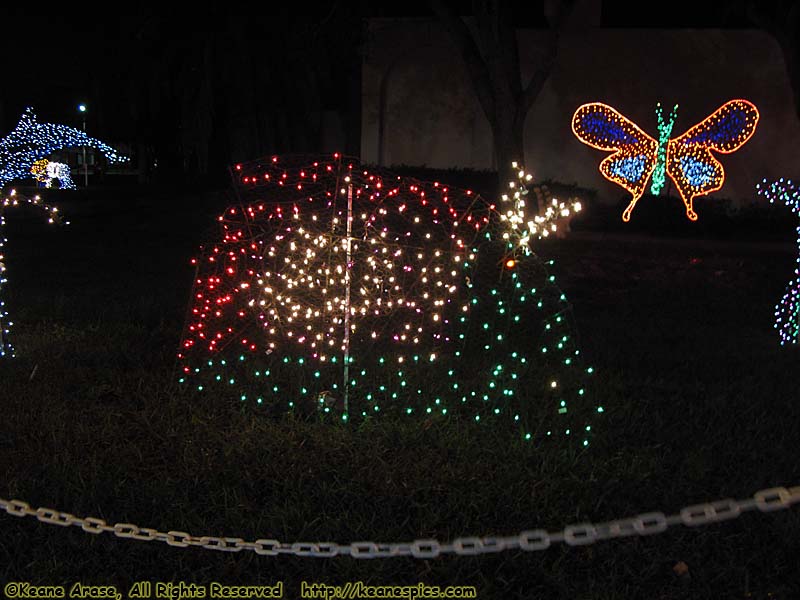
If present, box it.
[650,103,678,196]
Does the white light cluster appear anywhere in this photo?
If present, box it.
[221,200,476,365]
[31,159,75,189]
[45,161,75,189]
[500,162,582,251]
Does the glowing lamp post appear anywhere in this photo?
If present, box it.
[78,104,87,187]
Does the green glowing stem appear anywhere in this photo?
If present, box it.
[650,103,678,196]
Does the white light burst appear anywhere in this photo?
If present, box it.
[500,162,582,251]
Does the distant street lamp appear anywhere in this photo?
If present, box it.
[78,103,87,187]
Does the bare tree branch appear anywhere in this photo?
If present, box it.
[432,0,574,197]
[471,0,521,110]
[496,0,522,98]
[472,0,494,60]
[746,0,800,120]
[429,0,496,123]
[519,0,575,117]
[518,40,558,121]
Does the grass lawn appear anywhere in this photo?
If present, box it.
[0,184,798,599]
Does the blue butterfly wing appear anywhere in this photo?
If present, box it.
[666,99,759,220]
[606,154,650,184]
[572,103,650,150]
[572,103,658,220]
[679,100,759,150]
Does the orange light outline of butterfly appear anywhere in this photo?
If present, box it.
[571,99,759,222]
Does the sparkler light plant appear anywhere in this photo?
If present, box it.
[500,162,582,249]
[0,107,126,187]
[178,155,598,444]
[0,189,66,358]
[756,178,800,346]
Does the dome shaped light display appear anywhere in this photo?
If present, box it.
[178,155,599,445]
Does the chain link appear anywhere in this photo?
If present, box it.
[1,485,798,559]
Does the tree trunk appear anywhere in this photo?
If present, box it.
[493,116,526,205]
[430,0,571,213]
[491,105,539,214]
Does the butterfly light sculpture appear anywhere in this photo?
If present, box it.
[572,100,759,222]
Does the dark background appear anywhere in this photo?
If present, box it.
[1,4,799,598]
[0,2,785,188]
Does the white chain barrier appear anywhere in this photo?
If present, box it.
[1,485,798,559]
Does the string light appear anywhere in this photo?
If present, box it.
[178,155,598,445]
[0,107,126,187]
[0,189,67,358]
[572,99,759,222]
[756,178,800,346]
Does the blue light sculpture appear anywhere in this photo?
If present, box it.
[0,107,126,187]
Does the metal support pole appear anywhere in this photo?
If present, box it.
[342,183,353,419]
[82,117,88,188]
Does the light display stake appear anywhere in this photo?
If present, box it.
[756,178,800,346]
[0,107,126,187]
[178,155,599,445]
[0,189,67,357]
[572,100,759,222]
